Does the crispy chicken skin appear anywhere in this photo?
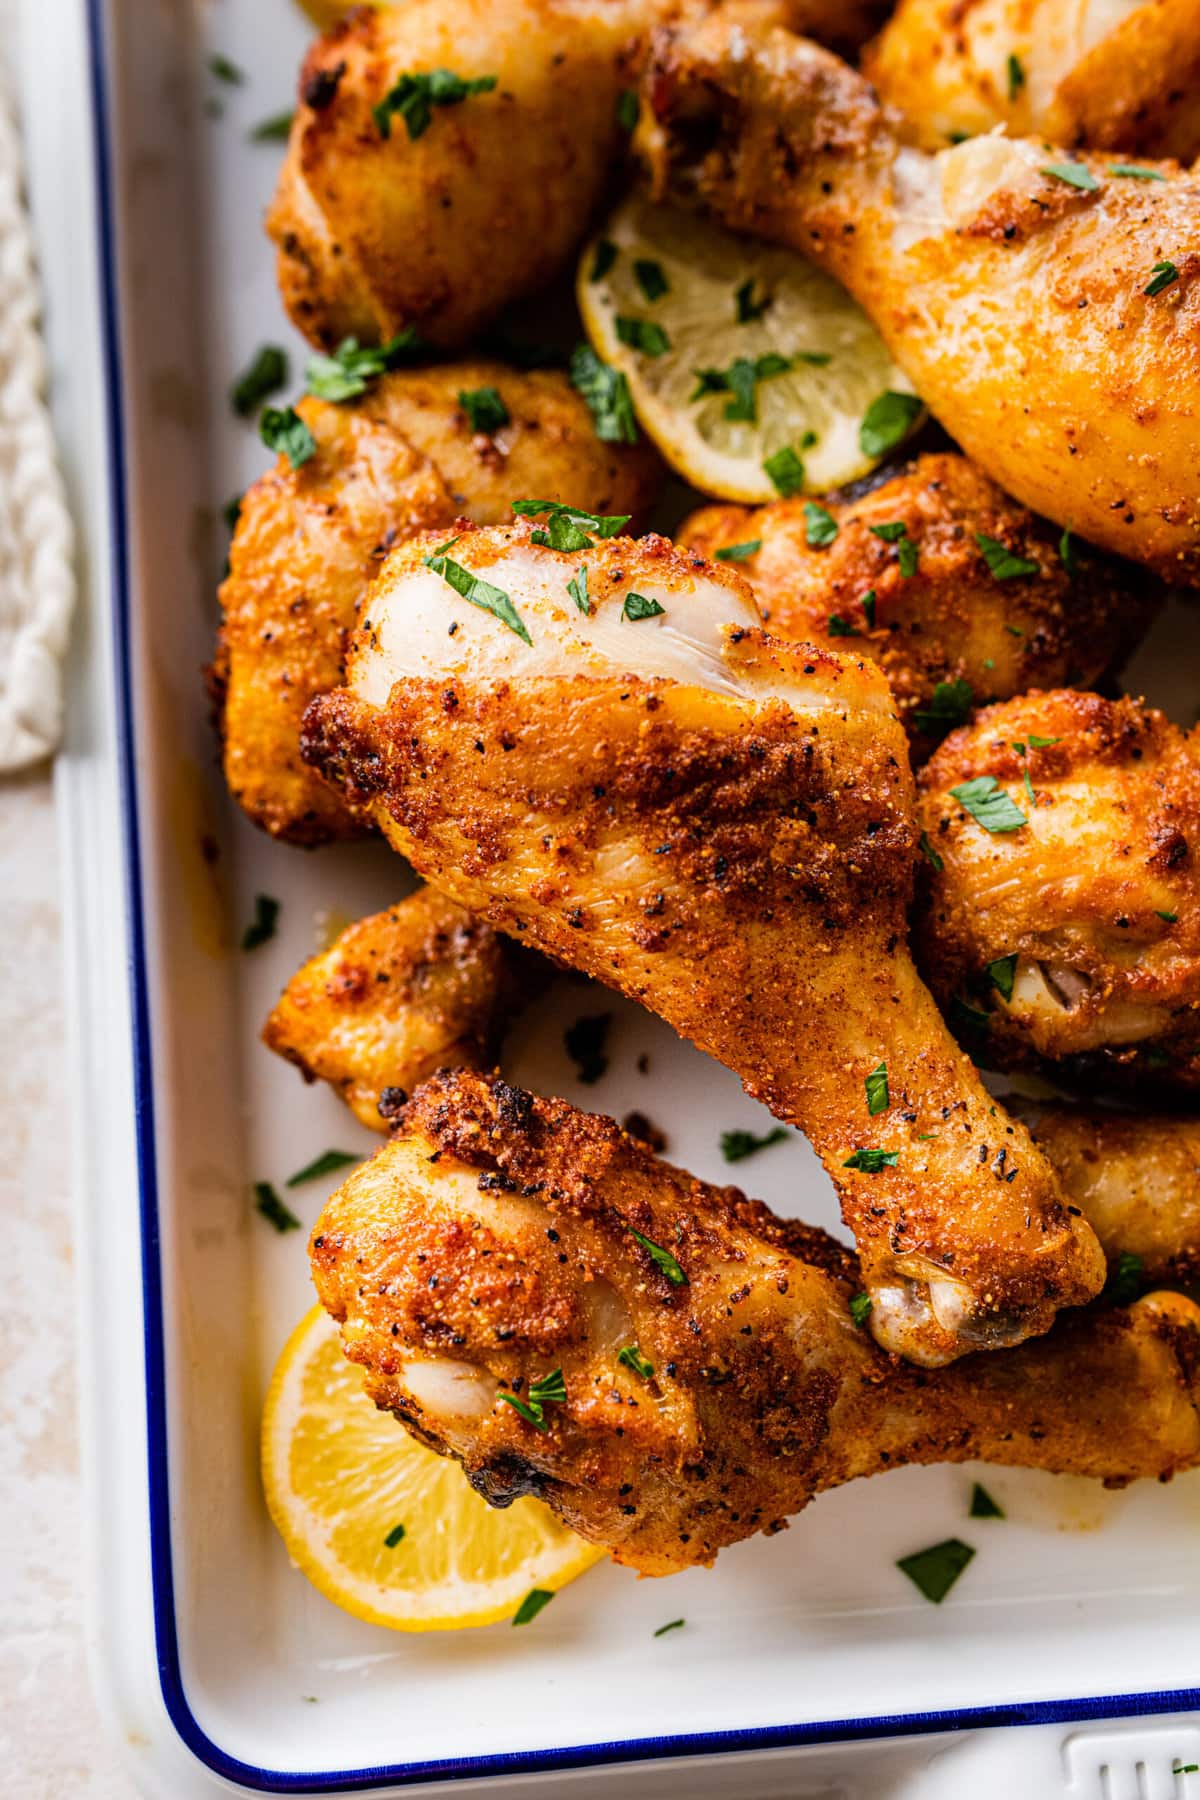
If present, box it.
[1023,1103,1200,1287]
[311,1071,1200,1575]
[301,522,1104,1365]
[263,887,546,1131]
[643,13,1200,583]
[678,455,1159,755]
[865,0,1200,160]
[268,0,648,349]
[916,690,1200,1090]
[212,363,660,845]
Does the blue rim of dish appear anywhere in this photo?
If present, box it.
[85,0,1200,1790]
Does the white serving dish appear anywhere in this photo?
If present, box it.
[41,0,1200,1790]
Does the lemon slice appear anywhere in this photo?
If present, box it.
[262,1304,605,1631]
[577,191,922,501]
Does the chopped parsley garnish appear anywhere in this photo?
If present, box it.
[849,1291,873,1328]
[950,995,991,1034]
[735,278,771,322]
[384,1523,407,1547]
[714,539,762,562]
[720,1125,789,1162]
[305,329,424,401]
[976,533,1039,580]
[763,445,806,497]
[804,501,839,548]
[590,238,618,281]
[865,1061,889,1116]
[512,499,630,550]
[565,1012,611,1083]
[251,111,294,142]
[919,830,944,872]
[692,353,793,422]
[629,1227,688,1286]
[499,1368,567,1431]
[1145,259,1180,297]
[231,344,288,416]
[616,315,671,358]
[987,953,1018,1001]
[827,614,859,637]
[618,1344,655,1380]
[1006,53,1024,100]
[1027,733,1060,747]
[862,588,877,629]
[896,1537,975,1604]
[424,549,531,643]
[242,893,280,950]
[969,1482,1004,1519]
[654,1618,685,1636]
[458,385,510,434]
[1109,164,1166,180]
[950,775,1027,834]
[260,406,317,469]
[570,343,638,443]
[513,1587,555,1626]
[567,565,589,613]
[634,258,669,302]
[1157,909,1178,922]
[870,519,918,576]
[1174,1765,1200,1776]
[843,1148,899,1173]
[1059,526,1078,573]
[1105,1250,1144,1306]
[286,1149,361,1187]
[859,390,922,458]
[1041,161,1100,192]
[870,520,906,542]
[616,88,638,131]
[913,677,973,734]
[373,69,497,141]
[223,493,243,534]
[208,53,244,86]
[622,591,665,621]
[255,1181,300,1233]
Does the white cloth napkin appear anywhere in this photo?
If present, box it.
[0,78,73,770]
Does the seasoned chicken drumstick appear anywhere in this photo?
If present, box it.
[312,1071,1200,1575]
[865,0,1200,160]
[643,12,1200,583]
[212,360,659,844]
[302,522,1104,1364]
[678,454,1159,755]
[916,690,1200,1092]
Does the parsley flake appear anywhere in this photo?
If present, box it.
[629,1227,688,1286]
[804,501,839,548]
[1006,53,1024,100]
[512,499,629,548]
[251,111,294,142]
[913,677,974,735]
[208,53,244,86]
[499,1368,567,1431]
[567,564,590,614]
[260,406,317,469]
[1041,161,1100,191]
[286,1149,361,1187]
[987,953,1018,1000]
[763,445,806,497]
[843,1148,899,1173]
[735,278,771,322]
[616,315,671,358]
[896,1537,975,1604]
[865,1061,889,1116]
[976,533,1039,580]
[1059,526,1078,573]
[255,1182,300,1233]
[654,1617,685,1636]
[827,614,859,637]
[242,893,280,950]
[721,1125,789,1162]
[373,69,497,141]
[634,258,669,302]
[859,390,922,458]
[622,591,665,621]
[969,1482,1004,1519]
[1109,164,1166,180]
[919,830,944,872]
[618,1344,655,1380]
[1157,909,1178,923]
[458,385,510,434]
[616,88,638,131]
[590,239,618,281]
[849,1291,873,1328]
[424,550,531,643]
[950,775,1027,833]
[570,343,638,443]
[1145,259,1180,297]
[231,344,288,417]
[862,588,878,628]
[384,1523,406,1547]
[714,539,762,562]
[306,329,424,402]
[692,353,792,423]
[1105,1250,1144,1306]
[513,1588,555,1626]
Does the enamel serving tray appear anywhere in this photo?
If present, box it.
[45,0,1200,1790]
